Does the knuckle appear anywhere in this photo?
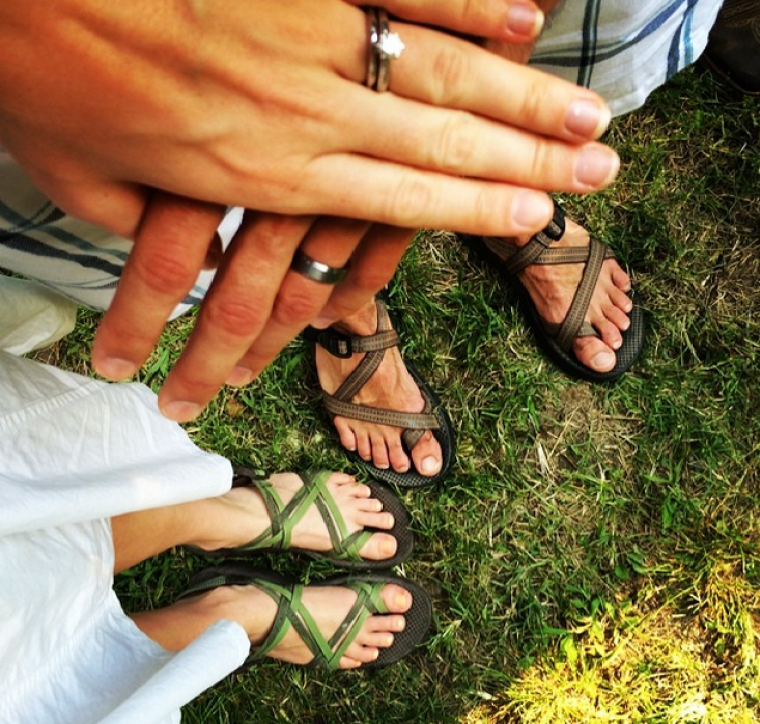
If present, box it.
[204,296,268,336]
[525,141,553,186]
[130,245,197,295]
[349,264,392,293]
[384,174,435,227]
[516,81,546,129]
[272,288,321,327]
[432,114,478,173]
[428,46,470,105]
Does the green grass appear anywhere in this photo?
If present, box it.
[48,66,760,722]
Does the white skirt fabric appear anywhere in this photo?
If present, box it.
[0,350,250,724]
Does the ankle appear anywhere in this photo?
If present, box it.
[330,299,378,336]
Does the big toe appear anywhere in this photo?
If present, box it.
[410,430,442,477]
[381,583,414,613]
[573,336,616,372]
[360,532,398,561]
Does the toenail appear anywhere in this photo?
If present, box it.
[420,456,440,475]
[385,513,394,528]
[612,338,622,350]
[394,616,406,631]
[376,461,390,469]
[384,634,395,647]
[371,649,379,660]
[395,593,409,608]
[591,350,616,370]
[380,539,395,555]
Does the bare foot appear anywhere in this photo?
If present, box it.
[488,216,632,373]
[195,472,398,563]
[314,299,443,477]
[219,579,412,668]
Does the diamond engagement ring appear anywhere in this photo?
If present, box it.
[364,7,405,92]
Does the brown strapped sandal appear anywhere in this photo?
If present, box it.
[463,201,645,382]
[304,300,455,488]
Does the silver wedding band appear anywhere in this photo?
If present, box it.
[364,7,405,93]
[290,249,349,285]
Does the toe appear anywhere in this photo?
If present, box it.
[355,429,373,462]
[611,264,632,293]
[359,532,398,561]
[387,437,411,473]
[369,432,391,470]
[595,319,623,351]
[335,418,358,452]
[605,304,631,332]
[342,643,381,665]
[610,285,633,315]
[410,430,443,477]
[574,336,616,372]
[357,510,395,530]
[380,584,413,614]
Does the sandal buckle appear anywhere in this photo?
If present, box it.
[317,329,354,358]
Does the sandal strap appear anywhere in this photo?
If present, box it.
[555,236,607,350]
[323,394,440,431]
[319,299,441,432]
[304,306,399,360]
[234,470,372,562]
[249,579,388,669]
[482,201,616,352]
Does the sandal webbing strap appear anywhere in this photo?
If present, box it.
[248,579,389,669]
[481,203,617,351]
[323,299,441,432]
[235,471,371,562]
[555,236,607,350]
[323,393,440,430]
[332,300,394,401]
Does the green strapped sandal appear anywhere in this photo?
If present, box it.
[191,466,413,570]
[304,298,455,488]
[178,562,433,671]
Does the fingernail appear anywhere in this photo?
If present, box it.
[574,146,620,189]
[512,193,554,231]
[506,2,544,38]
[421,456,441,475]
[227,366,253,387]
[97,357,137,380]
[160,400,202,422]
[565,99,611,139]
[591,350,616,370]
[312,316,334,329]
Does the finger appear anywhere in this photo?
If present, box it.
[24,171,150,240]
[231,217,369,383]
[343,0,545,43]
[314,225,415,328]
[299,154,555,235]
[156,213,314,420]
[337,20,612,144]
[92,193,224,381]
